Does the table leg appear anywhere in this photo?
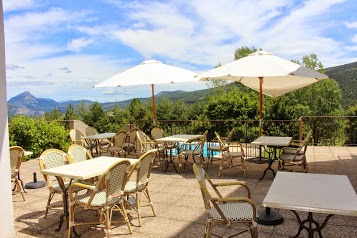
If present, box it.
[290,211,333,238]
[246,145,270,164]
[257,207,284,225]
[163,147,178,173]
[259,147,276,180]
[55,177,79,237]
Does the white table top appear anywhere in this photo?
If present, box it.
[155,134,202,143]
[41,156,138,180]
[24,151,33,156]
[251,136,292,147]
[263,172,357,216]
[81,132,116,140]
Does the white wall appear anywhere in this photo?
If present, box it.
[0,0,15,237]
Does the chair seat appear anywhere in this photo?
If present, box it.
[214,151,243,159]
[210,202,254,222]
[279,153,304,162]
[283,147,304,155]
[208,145,221,151]
[124,180,146,193]
[74,191,120,206]
[107,146,125,152]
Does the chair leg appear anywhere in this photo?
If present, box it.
[136,191,142,226]
[218,157,224,176]
[45,192,55,218]
[68,204,75,238]
[205,220,212,238]
[15,178,25,201]
[104,206,111,237]
[241,157,246,177]
[144,188,156,217]
[119,201,132,234]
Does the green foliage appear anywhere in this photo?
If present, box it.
[234,46,257,60]
[9,116,71,159]
[76,100,91,122]
[128,98,150,120]
[64,104,77,120]
[325,61,357,109]
[44,108,63,121]
[301,54,325,73]
[201,87,259,121]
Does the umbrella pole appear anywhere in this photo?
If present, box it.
[152,84,157,126]
[259,77,263,135]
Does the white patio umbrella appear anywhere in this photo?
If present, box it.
[94,60,197,122]
[198,50,328,134]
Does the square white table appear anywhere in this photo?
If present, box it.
[41,156,138,233]
[251,136,292,180]
[263,172,357,238]
[155,134,202,172]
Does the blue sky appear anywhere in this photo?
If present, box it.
[4,0,357,103]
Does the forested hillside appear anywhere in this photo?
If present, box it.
[325,61,357,109]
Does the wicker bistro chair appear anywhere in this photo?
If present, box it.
[67,144,98,185]
[177,130,208,174]
[67,144,93,163]
[106,131,127,157]
[193,164,258,238]
[136,130,161,171]
[278,130,313,172]
[69,129,84,146]
[213,131,246,177]
[68,160,132,238]
[123,128,139,157]
[10,146,26,201]
[124,150,157,226]
[208,128,234,162]
[39,149,70,218]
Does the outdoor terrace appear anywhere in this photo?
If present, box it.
[12,145,357,238]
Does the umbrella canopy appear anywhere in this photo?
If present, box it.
[198,50,328,134]
[94,60,197,121]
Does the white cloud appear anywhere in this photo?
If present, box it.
[3,0,36,12]
[67,38,94,52]
[345,21,357,28]
[5,0,357,102]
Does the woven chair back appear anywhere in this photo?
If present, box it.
[193,164,212,210]
[10,146,25,176]
[192,130,208,153]
[225,128,235,142]
[113,131,126,147]
[85,126,98,136]
[151,127,165,140]
[39,149,68,183]
[86,160,131,207]
[135,150,156,187]
[67,144,92,163]
[125,128,138,144]
[69,129,83,145]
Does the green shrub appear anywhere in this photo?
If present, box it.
[9,116,71,160]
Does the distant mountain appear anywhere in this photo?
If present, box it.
[325,61,357,109]
[7,88,214,117]
[8,91,59,117]
[7,61,357,116]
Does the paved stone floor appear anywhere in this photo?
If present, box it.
[12,146,357,238]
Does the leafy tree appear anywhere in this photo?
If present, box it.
[44,108,63,121]
[128,98,149,120]
[76,100,91,122]
[64,104,77,120]
[104,103,133,132]
[173,100,189,120]
[9,116,71,158]
[234,46,257,60]
[156,98,174,120]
